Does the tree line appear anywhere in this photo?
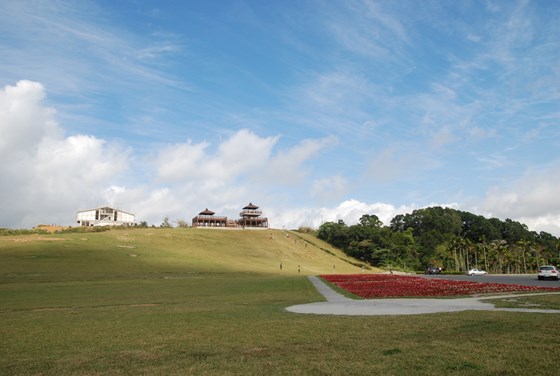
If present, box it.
[317,207,560,273]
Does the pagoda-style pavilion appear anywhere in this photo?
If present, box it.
[191,208,228,228]
[238,203,268,228]
[191,203,269,229]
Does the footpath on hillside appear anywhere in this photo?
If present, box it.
[285,276,560,316]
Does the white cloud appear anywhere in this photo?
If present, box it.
[480,163,560,218]
[216,129,279,179]
[310,175,349,202]
[301,71,371,113]
[430,126,457,148]
[266,136,336,185]
[0,80,128,228]
[114,129,335,226]
[0,81,339,228]
[274,186,560,236]
[467,33,481,42]
[35,135,128,189]
[271,199,419,230]
[156,140,211,182]
[469,126,496,139]
[0,80,61,155]
[132,187,188,225]
[519,214,560,238]
[432,83,457,101]
[326,1,410,61]
[156,129,279,185]
[365,147,435,183]
[474,162,560,235]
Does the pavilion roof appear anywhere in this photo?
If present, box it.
[243,202,259,210]
[199,208,215,215]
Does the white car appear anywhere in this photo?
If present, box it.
[538,265,559,281]
[467,268,488,276]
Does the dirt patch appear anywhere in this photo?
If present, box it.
[34,225,68,233]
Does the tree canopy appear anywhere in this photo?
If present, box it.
[317,207,560,273]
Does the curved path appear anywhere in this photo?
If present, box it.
[285,276,560,316]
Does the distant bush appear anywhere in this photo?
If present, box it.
[161,217,173,228]
[61,226,112,233]
[297,226,315,234]
[0,228,49,236]
[176,219,189,228]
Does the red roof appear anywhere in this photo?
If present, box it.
[199,208,215,215]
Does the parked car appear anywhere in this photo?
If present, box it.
[467,268,488,276]
[425,267,441,275]
[538,265,559,281]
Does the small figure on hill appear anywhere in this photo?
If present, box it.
[389,267,393,275]
[280,261,283,270]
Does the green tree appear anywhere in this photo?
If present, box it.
[359,214,383,228]
[317,220,348,249]
[316,206,560,275]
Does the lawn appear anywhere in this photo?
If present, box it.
[1,228,560,375]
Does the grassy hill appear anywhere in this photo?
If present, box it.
[2,228,559,375]
[0,228,370,283]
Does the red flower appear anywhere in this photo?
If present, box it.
[321,274,560,298]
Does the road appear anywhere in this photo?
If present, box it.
[421,273,560,288]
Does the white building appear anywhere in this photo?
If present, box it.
[76,207,135,227]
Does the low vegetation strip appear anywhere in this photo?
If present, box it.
[321,274,560,298]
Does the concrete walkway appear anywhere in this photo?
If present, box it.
[285,276,560,316]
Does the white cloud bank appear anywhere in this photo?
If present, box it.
[478,165,560,236]
[1,80,559,237]
[270,199,420,230]
[0,80,128,228]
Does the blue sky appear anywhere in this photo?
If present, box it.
[1,0,559,235]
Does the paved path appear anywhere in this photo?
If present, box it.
[285,276,560,316]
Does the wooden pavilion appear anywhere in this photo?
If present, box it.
[191,208,228,228]
[237,203,268,228]
[191,203,269,229]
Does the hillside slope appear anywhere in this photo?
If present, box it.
[0,228,373,282]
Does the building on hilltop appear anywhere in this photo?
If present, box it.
[191,203,269,229]
[191,208,228,228]
[238,202,268,228]
[76,206,135,227]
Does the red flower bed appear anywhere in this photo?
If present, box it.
[321,274,560,298]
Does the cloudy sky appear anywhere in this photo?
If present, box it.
[1,0,559,235]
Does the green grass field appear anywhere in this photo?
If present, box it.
[1,228,560,375]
